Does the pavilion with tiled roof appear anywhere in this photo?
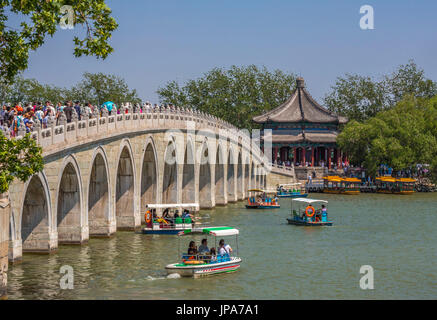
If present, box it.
[253,77,348,169]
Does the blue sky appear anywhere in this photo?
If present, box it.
[18,0,437,103]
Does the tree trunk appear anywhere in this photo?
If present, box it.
[0,192,10,299]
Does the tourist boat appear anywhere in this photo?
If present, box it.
[142,203,207,235]
[375,177,416,195]
[323,176,361,195]
[287,198,333,226]
[276,183,309,198]
[165,227,242,278]
[245,189,280,209]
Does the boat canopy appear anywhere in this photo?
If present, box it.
[292,198,328,205]
[323,176,343,182]
[179,227,239,237]
[146,203,199,209]
[247,189,277,194]
[343,177,361,183]
[397,178,416,183]
[279,183,302,187]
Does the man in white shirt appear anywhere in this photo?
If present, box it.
[218,239,232,256]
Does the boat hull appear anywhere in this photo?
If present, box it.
[165,258,242,278]
[286,218,333,226]
[277,193,309,198]
[245,204,280,209]
[142,229,182,235]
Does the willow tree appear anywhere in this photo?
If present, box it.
[0,0,118,85]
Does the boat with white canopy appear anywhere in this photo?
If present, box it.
[287,198,333,226]
[165,227,242,278]
[142,203,207,235]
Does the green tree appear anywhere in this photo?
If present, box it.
[0,76,67,103]
[0,73,141,105]
[0,132,44,193]
[157,65,297,130]
[337,95,437,178]
[69,72,141,105]
[0,0,118,85]
[325,60,437,122]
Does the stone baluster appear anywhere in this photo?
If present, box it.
[71,107,78,122]
[102,106,109,118]
[17,121,26,137]
[33,117,41,133]
[92,106,99,119]
[2,127,10,139]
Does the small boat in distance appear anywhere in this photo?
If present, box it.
[165,227,242,278]
[276,183,309,198]
[287,198,333,226]
[142,203,207,235]
[375,177,416,195]
[246,189,280,209]
[323,176,361,195]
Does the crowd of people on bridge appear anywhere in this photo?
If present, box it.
[0,101,180,137]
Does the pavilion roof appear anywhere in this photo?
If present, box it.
[253,78,348,125]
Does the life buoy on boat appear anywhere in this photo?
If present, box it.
[305,206,315,218]
[145,211,152,224]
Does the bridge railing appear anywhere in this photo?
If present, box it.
[5,104,258,158]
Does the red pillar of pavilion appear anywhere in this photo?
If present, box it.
[302,148,306,166]
[293,147,297,165]
[273,147,278,163]
[328,148,332,169]
[311,147,315,167]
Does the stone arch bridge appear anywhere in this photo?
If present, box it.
[7,107,271,262]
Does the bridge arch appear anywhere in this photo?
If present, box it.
[56,155,85,244]
[20,172,56,252]
[182,138,195,204]
[162,139,179,204]
[115,139,137,230]
[215,143,226,205]
[88,147,113,236]
[237,152,243,200]
[227,147,236,202]
[198,139,213,209]
[244,156,250,195]
[140,137,158,222]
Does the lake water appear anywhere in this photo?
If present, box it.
[7,193,437,300]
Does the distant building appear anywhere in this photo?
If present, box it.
[253,77,348,169]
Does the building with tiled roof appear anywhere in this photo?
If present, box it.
[253,77,348,168]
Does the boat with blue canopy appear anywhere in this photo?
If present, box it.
[165,227,242,278]
[287,198,333,226]
[276,183,309,198]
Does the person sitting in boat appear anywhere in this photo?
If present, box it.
[182,209,191,218]
[174,210,180,218]
[187,241,198,258]
[163,208,170,219]
[198,239,209,254]
[218,239,232,259]
[321,205,328,222]
[209,248,217,262]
